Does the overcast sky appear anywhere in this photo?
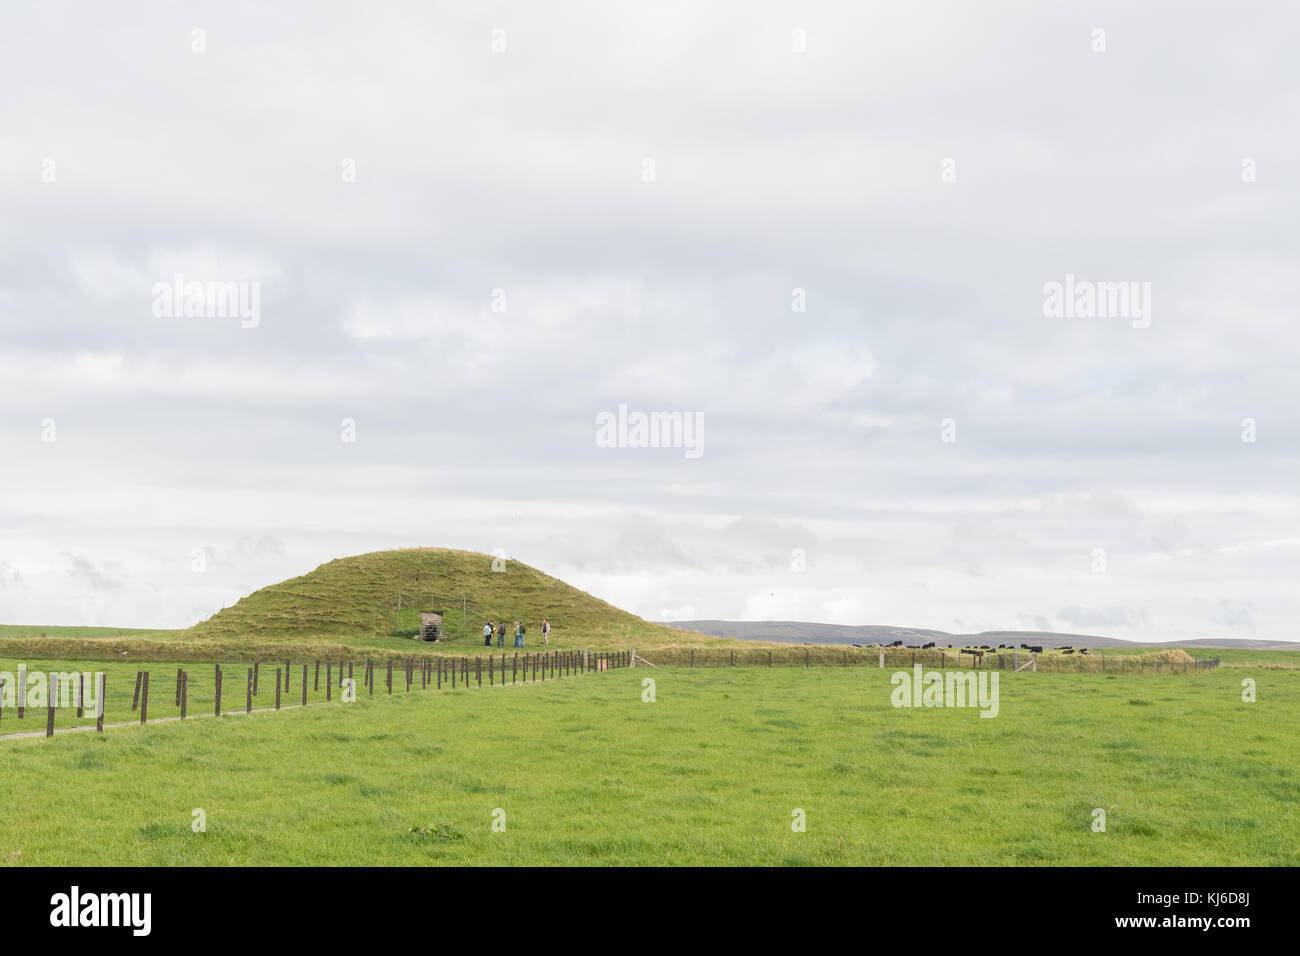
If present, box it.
[1,1,1296,643]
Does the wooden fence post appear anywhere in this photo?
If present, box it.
[314,660,320,690]
[215,665,223,716]
[285,660,291,692]
[140,672,150,725]
[132,671,142,711]
[387,660,393,694]
[46,698,55,737]
[96,673,106,732]
[253,661,260,695]
[180,671,187,718]
[301,665,308,707]
[327,662,332,702]
[77,672,85,718]
[276,668,282,710]
[246,668,253,714]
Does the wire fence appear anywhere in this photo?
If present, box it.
[0,649,633,740]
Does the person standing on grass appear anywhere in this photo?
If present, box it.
[542,619,550,646]
[497,620,506,648]
[483,622,493,647]
[515,620,525,648]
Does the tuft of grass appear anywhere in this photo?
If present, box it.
[408,823,463,841]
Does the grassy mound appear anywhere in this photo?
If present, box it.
[177,548,686,651]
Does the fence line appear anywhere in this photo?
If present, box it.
[0,649,632,741]
[638,646,1223,674]
[0,647,1237,742]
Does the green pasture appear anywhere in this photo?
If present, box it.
[1,664,1295,866]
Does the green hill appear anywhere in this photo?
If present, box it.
[180,547,684,651]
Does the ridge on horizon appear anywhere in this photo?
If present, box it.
[660,619,1297,651]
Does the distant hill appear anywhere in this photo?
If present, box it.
[661,620,1300,651]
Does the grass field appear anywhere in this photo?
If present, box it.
[0,625,174,640]
[2,664,1296,866]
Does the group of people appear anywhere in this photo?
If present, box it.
[484,618,550,648]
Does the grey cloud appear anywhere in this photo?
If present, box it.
[62,553,120,591]
[0,563,24,589]
[1055,606,1150,631]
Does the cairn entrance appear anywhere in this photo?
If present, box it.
[418,613,444,642]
